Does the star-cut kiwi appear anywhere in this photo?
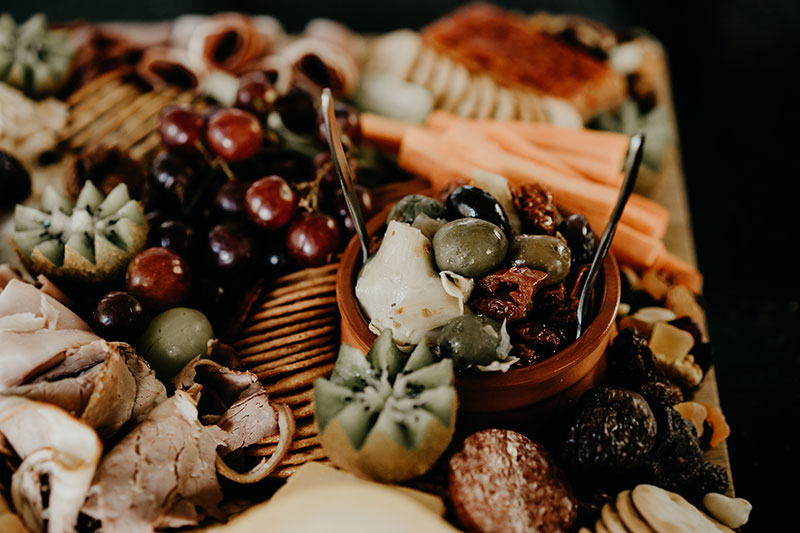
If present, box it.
[314,330,457,482]
[11,181,148,285]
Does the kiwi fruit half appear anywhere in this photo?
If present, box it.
[11,181,148,285]
[315,330,458,482]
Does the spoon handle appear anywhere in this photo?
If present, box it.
[575,132,645,339]
[320,88,370,264]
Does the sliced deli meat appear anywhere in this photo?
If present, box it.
[0,396,102,533]
[81,391,228,533]
[0,279,166,437]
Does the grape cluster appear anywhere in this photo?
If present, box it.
[120,76,375,333]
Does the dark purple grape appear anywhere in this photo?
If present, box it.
[260,237,293,276]
[285,212,340,268]
[0,150,32,209]
[273,86,317,133]
[150,150,196,204]
[207,221,257,279]
[155,220,195,255]
[213,180,251,218]
[92,291,148,341]
[158,105,204,152]
[315,100,361,147]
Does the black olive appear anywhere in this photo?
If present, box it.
[445,185,511,235]
[0,150,32,209]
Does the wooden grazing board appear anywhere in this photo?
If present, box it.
[0,65,735,524]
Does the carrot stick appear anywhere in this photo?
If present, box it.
[360,112,416,150]
[434,130,668,239]
[397,127,475,190]
[582,212,665,270]
[504,121,630,163]
[483,124,586,180]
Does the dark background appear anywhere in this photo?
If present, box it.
[5,0,798,529]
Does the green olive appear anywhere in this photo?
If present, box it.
[137,307,214,380]
[387,194,447,225]
[438,314,502,370]
[510,234,571,285]
[432,218,508,278]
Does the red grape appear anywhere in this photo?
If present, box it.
[245,176,298,230]
[126,247,191,310]
[206,108,263,162]
[158,105,205,152]
[286,212,340,268]
[236,71,277,116]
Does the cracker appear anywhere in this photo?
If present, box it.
[493,86,517,120]
[241,307,336,336]
[292,401,316,420]
[428,54,455,105]
[455,74,481,117]
[257,284,336,310]
[264,362,335,396]
[240,333,337,362]
[616,490,656,533]
[601,502,630,533]
[273,262,338,286]
[631,484,734,533]
[265,274,337,298]
[246,295,338,323]
[235,316,337,350]
[596,519,611,533]
[255,351,336,381]
[271,387,315,407]
[365,29,422,80]
[257,417,318,445]
[440,64,471,112]
[236,324,337,355]
[248,345,335,373]
[251,435,320,457]
[474,75,499,119]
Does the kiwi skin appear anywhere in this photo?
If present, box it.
[318,398,457,483]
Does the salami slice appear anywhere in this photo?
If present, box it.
[448,429,577,533]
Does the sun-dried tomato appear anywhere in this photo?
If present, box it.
[513,321,568,357]
[513,182,559,236]
[469,266,548,321]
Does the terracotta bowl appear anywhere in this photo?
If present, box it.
[336,205,621,429]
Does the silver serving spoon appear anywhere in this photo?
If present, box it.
[320,88,370,264]
[575,132,646,339]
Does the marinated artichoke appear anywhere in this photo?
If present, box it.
[314,330,457,482]
[11,181,148,284]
